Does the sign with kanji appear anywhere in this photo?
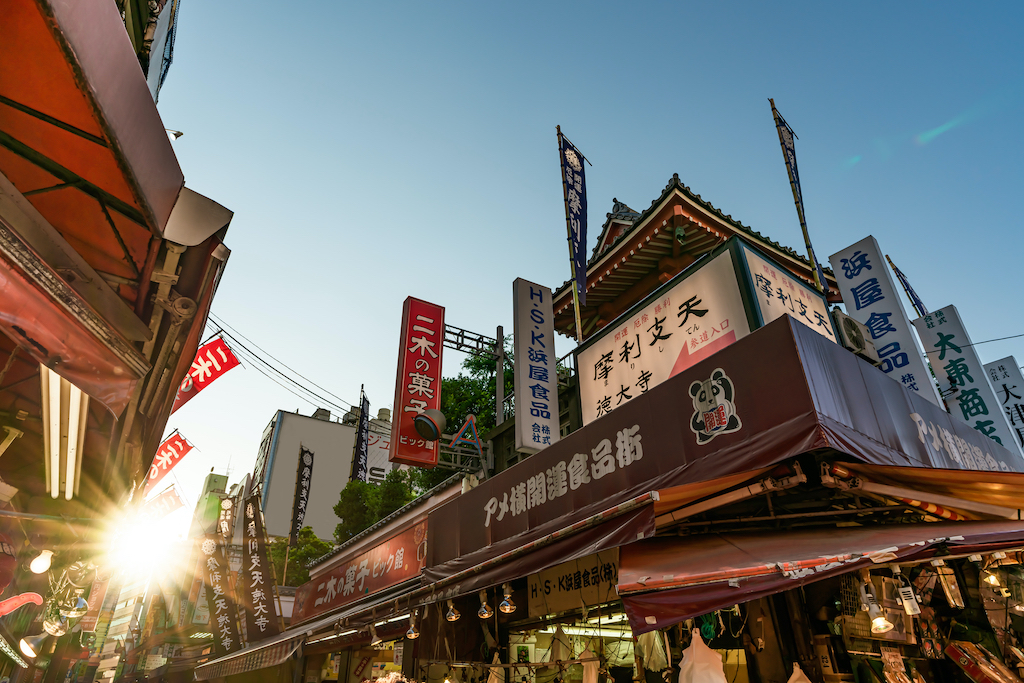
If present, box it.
[913,306,1024,458]
[143,432,193,496]
[829,237,941,405]
[576,250,750,425]
[351,392,370,482]
[559,132,588,306]
[741,243,835,342]
[171,337,240,414]
[289,446,314,547]
[240,495,280,642]
[514,278,561,453]
[366,433,393,484]
[143,486,184,518]
[79,571,111,632]
[527,550,618,617]
[984,357,1024,451]
[291,519,427,624]
[389,297,445,467]
[199,536,242,657]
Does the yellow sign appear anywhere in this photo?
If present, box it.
[527,550,618,617]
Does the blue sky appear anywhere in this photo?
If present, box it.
[155,1,1024,512]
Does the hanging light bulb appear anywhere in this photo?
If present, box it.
[19,633,47,659]
[42,600,67,636]
[406,611,420,640]
[499,583,516,614]
[445,600,461,622]
[370,624,382,647]
[29,550,53,574]
[58,596,89,619]
[444,671,453,683]
[478,590,493,619]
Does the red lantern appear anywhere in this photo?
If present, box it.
[0,533,16,594]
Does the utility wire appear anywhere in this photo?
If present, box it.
[209,313,355,410]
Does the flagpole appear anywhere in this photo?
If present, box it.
[557,125,585,343]
[886,254,929,318]
[769,98,825,295]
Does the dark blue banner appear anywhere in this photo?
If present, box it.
[560,134,588,306]
[352,391,369,482]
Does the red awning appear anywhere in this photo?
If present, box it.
[618,519,1024,634]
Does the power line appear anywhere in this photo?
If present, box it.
[209,313,355,410]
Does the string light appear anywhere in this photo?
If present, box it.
[499,584,516,614]
[445,600,460,622]
[477,591,493,619]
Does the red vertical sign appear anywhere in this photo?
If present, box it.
[389,297,445,467]
[144,432,194,495]
[171,337,241,414]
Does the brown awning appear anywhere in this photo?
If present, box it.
[426,317,1021,590]
[618,519,1024,634]
[842,462,1024,512]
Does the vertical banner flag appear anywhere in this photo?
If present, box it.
[913,306,1024,459]
[143,486,184,518]
[984,358,1024,450]
[513,279,561,453]
[171,337,241,413]
[144,432,193,496]
[199,535,242,657]
[351,388,370,482]
[829,236,941,406]
[79,571,111,632]
[389,297,445,467]
[558,130,588,307]
[770,100,827,293]
[289,446,314,547]
[240,495,280,641]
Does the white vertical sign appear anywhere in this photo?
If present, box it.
[913,306,1023,458]
[742,244,836,342]
[984,357,1024,452]
[829,236,941,406]
[514,278,561,454]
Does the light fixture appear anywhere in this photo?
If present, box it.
[984,571,1001,587]
[0,426,23,458]
[498,583,516,614]
[444,670,454,683]
[414,409,446,441]
[19,633,47,659]
[478,590,493,619]
[39,366,89,501]
[445,600,460,622]
[858,573,893,634]
[29,550,53,575]
[369,624,382,647]
[540,625,632,638]
[58,596,89,619]
[406,611,419,640]
[166,129,184,141]
[42,600,67,636]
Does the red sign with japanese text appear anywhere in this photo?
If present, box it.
[291,519,427,624]
[144,432,194,496]
[171,337,240,414]
[143,486,184,517]
[389,298,445,467]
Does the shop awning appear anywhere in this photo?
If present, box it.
[194,637,303,681]
[617,519,1024,634]
[841,462,1024,513]
[426,317,1022,593]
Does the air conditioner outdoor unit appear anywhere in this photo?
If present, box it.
[832,310,882,366]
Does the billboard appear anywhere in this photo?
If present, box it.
[576,250,750,425]
[984,357,1024,451]
[389,298,445,467]
[740,243,835,342]
[913,306,1023,458]
[513,279,561,453]
[366,432,393,484]
[829,237,941,405]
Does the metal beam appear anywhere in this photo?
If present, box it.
[443,324,499,359]
[0,94,107,147]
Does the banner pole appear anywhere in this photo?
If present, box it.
[769,99,825,295]
[558,125,585,343]
[280,545,291,591]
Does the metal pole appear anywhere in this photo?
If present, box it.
[494,326,504,426]
[280,545,291,590]
[557,125,585,343]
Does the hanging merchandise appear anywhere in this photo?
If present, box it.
[637,631,670,672]
[787,664,813,683]
[678,629,727,683]
[544,625,571,663]
[581,645,599,683]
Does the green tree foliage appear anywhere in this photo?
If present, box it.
[333,470,416,544]
[439,340,514,436]
[268,526,333,587]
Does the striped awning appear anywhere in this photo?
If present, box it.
[193,637,302,681]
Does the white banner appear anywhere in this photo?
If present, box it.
[741,243,836,342]
[913,306,1023,458]
[576,251,750,426]
[984,357,1024,452]
[366,433,392,484]
[828,236,941,405]
[513,279,561,453]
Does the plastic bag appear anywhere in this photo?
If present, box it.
[678,629,727,683]
[787,664,813,683]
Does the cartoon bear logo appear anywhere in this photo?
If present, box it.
[689,368,742,444]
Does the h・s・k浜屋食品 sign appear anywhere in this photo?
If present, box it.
[514,279,560,453]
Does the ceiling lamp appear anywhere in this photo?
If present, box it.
[498,583,516,614]
[406,611,419,640]
[478,590,493,619]
[445,600,460,622]
[18,633,47,659]
[29,550,53,575]
[858,575,893,634]
[39,366,89,501]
